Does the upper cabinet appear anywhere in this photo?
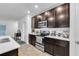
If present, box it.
[32,3,70,29]
[47,9,55,28]
[55,4,70,27]
[32,16,38,29]
[32,14,44,29]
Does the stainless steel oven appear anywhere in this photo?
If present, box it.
[35,36,44,52]
[35,31,50,52]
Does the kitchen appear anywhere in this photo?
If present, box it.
[29,3,70,56]
[0,3,79,56]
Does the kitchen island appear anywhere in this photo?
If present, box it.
[0,36,20,56]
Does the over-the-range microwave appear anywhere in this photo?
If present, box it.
[38,20,47,28]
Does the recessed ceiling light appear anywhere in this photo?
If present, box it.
[34,5,38,8]
[27,10,30,14]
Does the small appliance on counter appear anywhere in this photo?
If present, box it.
[34,29,41,35]
[40,30,50,36]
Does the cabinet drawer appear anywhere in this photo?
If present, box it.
[54,40,69,47]
[43,38,54,44]
[29,34,36,46]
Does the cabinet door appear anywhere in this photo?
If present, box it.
[54,40,69,56]
[32,17,34,29]
[54,45,66,56]
[43,10,55,28]
[47,9,55,28]
[44,42,54,55]
[43,38,54,55]
[29,35,36,46]
[32,17,38,28]
[37,13,44,28]
[55,3,70,27]
[34,17,39,28]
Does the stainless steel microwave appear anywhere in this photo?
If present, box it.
[38,20,47,28]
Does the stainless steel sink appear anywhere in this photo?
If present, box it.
[0,38,10,43]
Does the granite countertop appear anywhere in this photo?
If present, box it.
[0,36,20,54]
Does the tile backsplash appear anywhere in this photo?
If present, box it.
[34,28,70,38]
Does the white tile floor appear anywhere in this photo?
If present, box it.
[18,44,51,56]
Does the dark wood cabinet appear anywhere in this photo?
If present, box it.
[31,17,35,31]
[0,49,18,56]
[32,14,43,29]
[46,9,55,28]
[44,42,54,55]
[53,39,69,56]
[43,9,55,28]
[54,45,69,56]
[43,38,54,55]
[43,37,69,56]
[55,3,70,27]
[32,3,70,29]
[29,34,36,46]
[32,17,38,28]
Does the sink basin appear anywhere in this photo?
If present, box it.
[0,38,10,43]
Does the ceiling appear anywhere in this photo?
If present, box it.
[0,3,63,20]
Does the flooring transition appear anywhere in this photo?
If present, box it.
[18,44,51,56]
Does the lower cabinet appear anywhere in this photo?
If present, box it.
[44,42,54,55]
[43,38,54,55]
[54,45,69,56]
[29,34,36,46]
[0,49,18,56]
[43,37,69,56]
[54,40,69,56]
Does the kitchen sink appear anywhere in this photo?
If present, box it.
[0,38,10,43]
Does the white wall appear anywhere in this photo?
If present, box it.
[18,15,31,44]
[26,15,31,44]
[18,20,27,42]
[70,3,76,56]
[74,3,79,56]
[0,19,18,37]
